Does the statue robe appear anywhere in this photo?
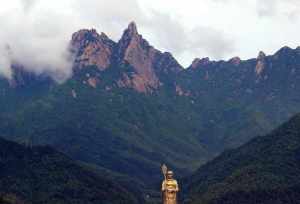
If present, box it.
[162,179,179,204]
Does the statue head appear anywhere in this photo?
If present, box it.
[166,170,174,180]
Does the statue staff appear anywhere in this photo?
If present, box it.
[162,164,168,181]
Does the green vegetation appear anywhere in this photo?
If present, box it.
[0,137,139,204]
[186,113,300,204]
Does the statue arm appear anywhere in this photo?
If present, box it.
[175,180,179,192]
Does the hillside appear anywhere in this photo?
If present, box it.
[186,114,300,204]
[0,137,139,204]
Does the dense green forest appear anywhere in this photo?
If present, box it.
[0,137,140,204]
[185,114,300,204]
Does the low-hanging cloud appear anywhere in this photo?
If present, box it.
[0,0,146,81]
[0,1,73,82]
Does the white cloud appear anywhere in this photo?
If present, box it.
[187,26,235,59]
[0,0,74,82]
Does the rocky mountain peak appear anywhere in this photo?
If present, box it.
[117,22,161,92]
[71,28,116,71]
[71,29,99,44]
[118,21,152,58]
[190,57,211,69]
[115,22,183,92]
[274,46,294,58]
[255,51,266,76]
[278,46,293,52]
[69,22,184,93]
[257,51,266,60]
[229,56,241,66]
[126,21,138,37]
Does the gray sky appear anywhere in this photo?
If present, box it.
[0,0,300,80]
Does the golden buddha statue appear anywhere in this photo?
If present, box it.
[161,165,179,204]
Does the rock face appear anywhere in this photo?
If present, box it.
[229,56,241,66]
[190,57,211,69]
[116,22,160,92]
[70,22,183,93]
[255,51,266,76]
[71,29,116,71]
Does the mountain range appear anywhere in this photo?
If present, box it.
[1,21,300,200]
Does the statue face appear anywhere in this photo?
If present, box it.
[167,171,173,179]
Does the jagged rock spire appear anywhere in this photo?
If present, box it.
[116,21,160,92]
[119,21,140,45]
[117,21,150,59]
[257,51,266,60]
[190,57,210,69]
[71,28,116,71]
[255,51,266,76]
[127,21,138,36]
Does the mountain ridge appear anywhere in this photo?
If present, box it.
[5,22,300,94]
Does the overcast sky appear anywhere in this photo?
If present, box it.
[0,0,300,80]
